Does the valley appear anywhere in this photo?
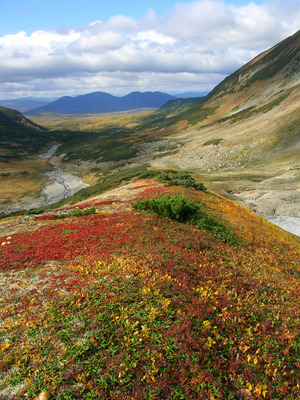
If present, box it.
[22,75,299,235]
[38,144,89,206]
[0,29,300,400]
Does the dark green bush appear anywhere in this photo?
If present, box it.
[133,193,239,245]
[203,138,223,146]
[157,172,206,191]
[196,212,238,245]
[132,193,200,222]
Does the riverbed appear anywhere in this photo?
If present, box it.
[38,144,89,205]
[261,214,300,237]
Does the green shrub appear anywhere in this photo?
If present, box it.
[196,212,238,245]
[157,171,206,191]
[133,193,239,245]
[132,193,200,222]
[56,207,96,219]
[203,138,223,146]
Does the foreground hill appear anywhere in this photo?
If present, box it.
[0,176,300,399]
[28,91,177,115]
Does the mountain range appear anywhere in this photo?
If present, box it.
[0,97,57,112]
[0,93,208,113]
[27,91,177,115]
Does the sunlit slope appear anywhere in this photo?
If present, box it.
[158,29,300,137]
[196,29,300,122]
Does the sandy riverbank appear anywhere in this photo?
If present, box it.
[260,214,300,237]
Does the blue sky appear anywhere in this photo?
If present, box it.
[1,0,263,35]
[0,0,298,98]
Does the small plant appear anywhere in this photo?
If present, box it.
[133,192,239,245]
[56,207,96,219]
[203,138,223,146]
[157,171,206,191]
[132,192,200,222]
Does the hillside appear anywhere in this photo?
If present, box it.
[1,29,300,400]
[157,96,206,118]
[0,106,51,159]
[151,29,300,218]
[0,107,88,211]
[1,176,300,399]
[1,31,299,222]
[27,91,177,115]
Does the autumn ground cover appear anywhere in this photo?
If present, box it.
[1,178,300,399]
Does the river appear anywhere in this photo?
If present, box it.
[38,144,89,205]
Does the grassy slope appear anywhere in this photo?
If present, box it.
[149,32,300,211]
[0,107,51,159]
[0,158,53,205]
[1,178,300,399]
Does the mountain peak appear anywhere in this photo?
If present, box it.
[207,29,300,101]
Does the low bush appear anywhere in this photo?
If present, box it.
[133,192,239,245]
[132,192,200,222]
[203,138,223,146]
[55,207,96,219]
[157,171,206,191]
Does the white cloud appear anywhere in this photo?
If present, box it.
[0,0,299,98]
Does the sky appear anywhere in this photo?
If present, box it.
[0,0,299,99]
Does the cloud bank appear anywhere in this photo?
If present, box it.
[0,0,299,98]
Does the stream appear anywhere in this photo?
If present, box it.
[39,144,89,205]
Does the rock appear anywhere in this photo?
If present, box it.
[34,392,50,400]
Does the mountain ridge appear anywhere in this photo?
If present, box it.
[150,29,300,219]
[27,91,177,115]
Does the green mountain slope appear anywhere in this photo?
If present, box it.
[149,30,300,218]
[0,107,52,159]
[207,29,300,101]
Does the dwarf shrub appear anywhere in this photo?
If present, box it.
[157,171,206,191]
[132,193,200,222]
[133,193,240,245]
[56,207,96,219]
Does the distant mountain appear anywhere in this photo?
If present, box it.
[0,97,57,112]
[27,91,177,115]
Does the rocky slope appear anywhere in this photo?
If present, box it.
[151,30,300,219]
